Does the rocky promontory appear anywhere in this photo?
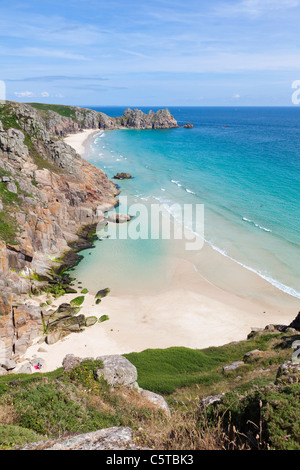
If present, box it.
[28,103,179,132]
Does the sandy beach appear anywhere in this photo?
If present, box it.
[64,128,99,155]
[22,129,300,373]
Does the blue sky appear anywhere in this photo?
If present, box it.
[1,0,300,106]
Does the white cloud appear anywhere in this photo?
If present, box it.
[0,46,89,61]
[14,90,50,98]
[14,91,34,98]
[216,0,299,16]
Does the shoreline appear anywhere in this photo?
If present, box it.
[64,128,100,155]
[22,128,300,373]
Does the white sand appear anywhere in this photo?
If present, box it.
[24,255,299,373]
[20,130,300,373]
[64,129,99,155]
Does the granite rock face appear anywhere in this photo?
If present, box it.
[95,354,138,387]
[17,427,145,450]
[117,107,178,129]
[0,101,178,364]
[0,102,119,365]
[61,354,170,416]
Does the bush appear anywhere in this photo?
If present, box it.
[12,383,87,436]
[208,383,300,450]
[0,425,44,450]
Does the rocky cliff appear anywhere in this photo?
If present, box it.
[0,101,179,368]
[28,103,179,132]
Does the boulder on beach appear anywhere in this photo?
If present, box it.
[85,316,98,327]
[95,288,110,299]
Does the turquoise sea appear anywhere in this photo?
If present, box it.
[74,107,300,300]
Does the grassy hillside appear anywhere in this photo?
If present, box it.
[28,102,78,120]
[0,328,299,450]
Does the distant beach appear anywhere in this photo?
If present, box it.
[24,123,299,373]
[64,128,99,154]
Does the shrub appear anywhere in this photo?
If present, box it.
[0,425,44,450]
[208,383,300,450]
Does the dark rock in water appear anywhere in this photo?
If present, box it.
[113,173,132,180]
[107,213,130,223]
[183,122,194,128]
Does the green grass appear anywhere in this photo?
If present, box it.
[0,360,160,448]
[0,103,61,172]
[0,331,298,450]
[0,211,19,244]
[210,383,300,450]
[0,425,45,450]
[124,334,290,395]
[0,182,20,206]
[29,103,77,120]
[0,104,22,131]
[23,132,60,172]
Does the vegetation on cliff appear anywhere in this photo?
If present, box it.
[0,325,299,450]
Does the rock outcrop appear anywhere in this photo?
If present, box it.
[107,213,131,223]
[113,172,132,180]
[0,101,179,365]
[62,354,171,416]
[28,103,179,131]
[183,122,194,128]
[18,427,145,450]
[95,354,138,387]
[114,108,178,130]
[0,102,119,365]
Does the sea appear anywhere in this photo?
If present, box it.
[71,106,300,301]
